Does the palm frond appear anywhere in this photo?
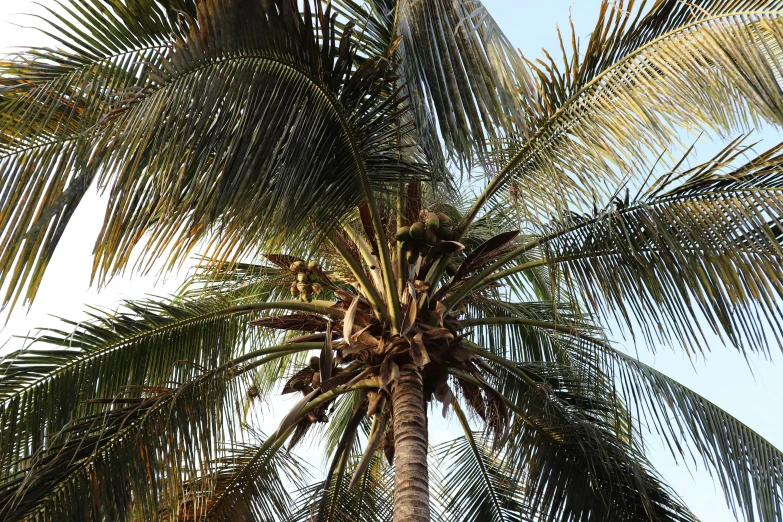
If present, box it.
[585,338,783,522]
[0,0,426,312]
[0,363,246,521]
[162,439,305,521]
[436,410,528,522]
[482,0,783,224]
[533,140,783,354]
[455,361,697,522]
[0,0,195,312]
[394,0,540,164]
[468,313,783,522]
[90,0,424,286]
[0,290,287,477]
[287,453,394,522]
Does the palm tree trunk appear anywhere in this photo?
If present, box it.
[391,364,430,521]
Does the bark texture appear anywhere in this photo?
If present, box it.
[391,364,430,522]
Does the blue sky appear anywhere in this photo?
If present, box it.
[0,1,781,520]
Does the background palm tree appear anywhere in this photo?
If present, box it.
[1,0,783,520]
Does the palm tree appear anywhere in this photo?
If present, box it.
[2,0,783,520]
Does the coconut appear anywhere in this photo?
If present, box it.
[293,260,305,270]
[426,213,440,231]
[437,212,452,226]
[290,380,304,391]
[409,222,425,240]
[297,272,308,283]
[307,261,320,271]
[289,263,299,273]
[312,282,323,294]
[395,226,411,242]
[445,262,458,276]
[290,282,299,295]
[312,372,321,388]
[308,272,319,284]
[296,282,309,293]
[309,356,320,370]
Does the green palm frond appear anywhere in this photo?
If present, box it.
[533,140,783,353]
[585,339,783,522]
[0,0,196,311]
[89,0,424,286]
[467,0,783,227]
[287,453,394,522]
[0,288,319,478]
[462,299,589,364]
[468,313,783,522]
[436,410,528,522]
[0,0,427,313]
[161,439,305,521]
[0,363,242,521]
[393,0,540,164]
[458,362,697,522]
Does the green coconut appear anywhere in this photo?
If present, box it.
[409,222,425,240]
[426,213,440,231]
[396,226,411,242]
[445,262,458,276]
[312,282,323,294]
[309,356,320,371]
[437,212,452,226]
[308,272,319,283]
[297,272,308,283]
[290,282,299,296]
[307,261,320,271]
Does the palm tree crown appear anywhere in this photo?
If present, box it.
[1,0,783,520]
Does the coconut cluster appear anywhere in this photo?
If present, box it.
[396,212,453,264]
[289,260,323,302]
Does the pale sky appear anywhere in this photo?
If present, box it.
[0,2,781,521]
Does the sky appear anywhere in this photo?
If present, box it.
[0,1,781,521]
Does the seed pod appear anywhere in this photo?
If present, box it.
[405,244,420,265]
[312,372,321,388]
[409,222,425,240]
[424,229,438,247]
[308,272,319,284]
[437,212,452,226]
[297,272,308,283]
[312,282,323,294]
[307,261,320,271]
[395,226,411,242]
[426,213,440,231]
[309,356,320,371]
